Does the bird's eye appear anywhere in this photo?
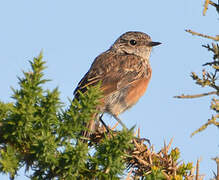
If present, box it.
[129,39,137,46]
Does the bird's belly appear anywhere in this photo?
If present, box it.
[103,87,129,116]
[103,77,150,116]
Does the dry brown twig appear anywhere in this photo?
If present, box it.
[185,29,219,41]
[196,159,200,180]
[191,114,219,137]
[203,0,210,15]
[88,124,205,179]
[195,158,205,180]
[203,0,219,15]
[211,157,219,180]
[174,91,218,99]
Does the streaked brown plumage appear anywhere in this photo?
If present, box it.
[74,31,161,134]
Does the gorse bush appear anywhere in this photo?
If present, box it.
[0,53,195,180]
[0,53,133,179]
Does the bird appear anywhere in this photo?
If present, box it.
[74,31,161,136]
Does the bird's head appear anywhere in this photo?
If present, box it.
[111,31,161,59]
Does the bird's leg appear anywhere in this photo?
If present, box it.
[99,114,110,133]
[134,137,151,146]
[112,115,128,130]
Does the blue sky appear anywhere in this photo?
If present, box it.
[0,0,219,179]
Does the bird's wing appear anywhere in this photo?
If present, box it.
[74,51,148,99]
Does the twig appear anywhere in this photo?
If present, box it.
[209,0,218,7]
[174,91,217,99]
[203,0,219,15]
[203,61,219,66]
[111,122,119,130]
[125,168,133,180]
[191,114,219,137]
[196,159,200,180]
[209,0,219,14]
[203,0,210,15]
[185,29,219,41]
[166,138,174,152]
[216,157,219,180]
[212,157,219,180]
[202,44,215,52]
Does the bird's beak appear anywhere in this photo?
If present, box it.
[148,41,161,47]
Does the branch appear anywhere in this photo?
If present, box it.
[209,0,219,14]
[196,159,200,180]
[174,91,218,99]
[203,0,219,15]
[203,61,219,66]
[202,44,215,52]
[203,0,210,16]
[217,157,219,180]
[212,157,219,180]
[185,29,219,41]
[191,114,219,137]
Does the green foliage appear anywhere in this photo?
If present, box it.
[59,83,102,140]
[0,52,197,179]
[0,145,19,180]
[0,52,134,179]
[92,130,133,179]
[151,147,193,179]
[145,167,165,180]
[177,162,193,177]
